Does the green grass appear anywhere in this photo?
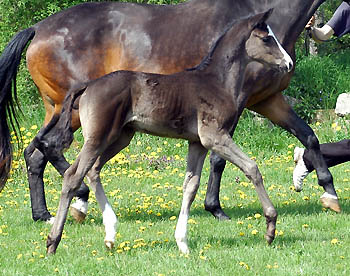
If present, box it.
[1,111,350,275]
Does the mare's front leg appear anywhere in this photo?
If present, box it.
[205,152,230,220]
[175,142,208,254]
[250,93,340,212]
[199,129,277,244]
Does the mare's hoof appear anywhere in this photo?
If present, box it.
[70,207,86,223]
[205,206,231,220]
[45,216,55,225]
[105,240,114,250]
[320,197,341,213]
[265,234,275,245]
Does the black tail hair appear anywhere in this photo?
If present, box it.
[0,27,35,191]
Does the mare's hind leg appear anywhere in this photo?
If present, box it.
[250,93,340,212]
[47,139,101,254]
[86,128,134,249]
[24,142,52,222]
[199,129,277,244]
[26,137,90,223]
[175,142,208,254]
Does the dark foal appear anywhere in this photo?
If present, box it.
[0,0,338,224]
[45,11,292,254]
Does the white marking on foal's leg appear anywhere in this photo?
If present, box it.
[71,198,89,214]
[102,202,118,249]
[267,25,294,71]
[320,192,338,200]
[175,213,189,254]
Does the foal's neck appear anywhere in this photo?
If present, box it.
[199,30,249,98]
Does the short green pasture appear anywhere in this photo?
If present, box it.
[0,111,349,276]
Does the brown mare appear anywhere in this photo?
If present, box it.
[0,0,339,223]
[44,11,291,254]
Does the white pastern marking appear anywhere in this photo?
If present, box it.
[175,214,189,254]
[267,25,293,72]
[102,203,118,243]
[321,192,338,200]
[71,198,88,214]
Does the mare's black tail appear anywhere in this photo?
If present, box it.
[0,27,35,192]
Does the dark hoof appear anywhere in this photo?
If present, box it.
[70,207,86,223]
[33,212,53,223]
[46,236,58,255]
[265,233,275,245]
[320,197,341,213]
[205,206,230,220]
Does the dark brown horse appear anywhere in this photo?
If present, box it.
[0,0,339,223]
[45,11,291,254]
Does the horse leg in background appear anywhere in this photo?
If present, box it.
[205,97,248,220]
[24,142,52,222]
[250,93,340,212]
[199,129,277,244]
[205,152,229,220]
[25,136,90,223]
[175,142,207,254]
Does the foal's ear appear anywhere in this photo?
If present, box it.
[250,8,274,29]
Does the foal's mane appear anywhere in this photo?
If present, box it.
[186,14,260,72]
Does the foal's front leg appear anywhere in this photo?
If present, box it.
[175,142,207,254]
[199,129,277,244]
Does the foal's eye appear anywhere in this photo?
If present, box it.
[262,36,272,43]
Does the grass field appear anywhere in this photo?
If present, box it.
[0,109,349,275]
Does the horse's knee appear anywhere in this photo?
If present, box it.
[245,161,262,183]
[306,134,320,151]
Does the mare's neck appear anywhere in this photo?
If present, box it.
[268,0,325,51]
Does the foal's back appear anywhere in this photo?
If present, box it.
[79,70,235,141]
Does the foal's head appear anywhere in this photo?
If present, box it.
[245,10,293,73]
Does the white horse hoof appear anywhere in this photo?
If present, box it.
[46,217,55,225]
[105,240,114,250]
[176,241,190,254]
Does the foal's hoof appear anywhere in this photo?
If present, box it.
[70,207,87,223]
[320,197,341,213]
[105,240,114,250]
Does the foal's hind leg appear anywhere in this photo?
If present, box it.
[86,129,134,249]
[47,140,101,254]
[175,142,207,254]
[199,130,277,244]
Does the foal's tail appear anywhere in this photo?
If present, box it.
[34,84,88,158]
[0,27,36,192]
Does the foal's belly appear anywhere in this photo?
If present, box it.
[128,116,199,141]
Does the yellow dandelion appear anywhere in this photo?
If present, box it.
[251,229,258,235]
[169,216,177,221]
[254,213,262,219]
[331,238,339,245]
